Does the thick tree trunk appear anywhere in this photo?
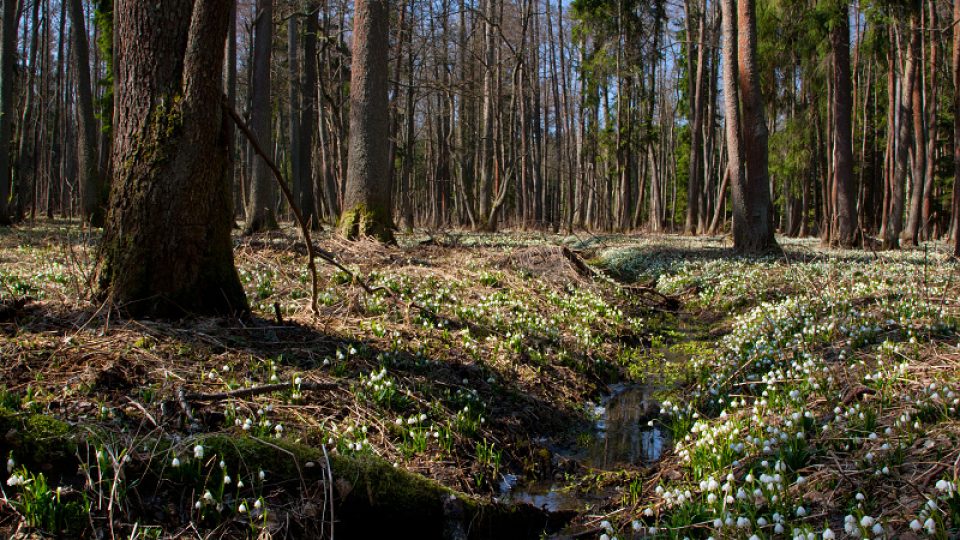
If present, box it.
[831,1,856,247]
[732,0,778,252]
[68,0,106,227]
[244,0,279,233]
[338,0,393,241]
[0,0,17,225]
[97,0,247,317]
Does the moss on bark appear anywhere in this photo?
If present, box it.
[337,203,396,244]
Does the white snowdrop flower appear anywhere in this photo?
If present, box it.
[924,518,936,534]
[737,516,750,528]
[713,519,723,528]
[238,503,247,513]
[599,535,610,540]
[219,460,226,469]
[774,524,784,534]
[860,516,874,528]
[258,469,266,480]
[194,445,205,459]
[757,517,768,527]
[600,520,612,531]
[644,508,654,517]
[203,490,214,501]
[871,523,883,535]
[171,457,181,468]
[294,377,302,386]
[237,480,245,488]
[195,500,202,509]
[796,506,807,517]
[855,492,865,501]
[910,520,922,531]
[749,535,760,540]
[254,499,262,510]
[822,529,835,540]
[936,479,951,492]
[648,527,658,534]
[632,520,642,531]
[223,475,232,485]
[5,457,13,472]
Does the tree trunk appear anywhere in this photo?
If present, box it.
[67,0,106,227]
[732,0,778,252]
[338,0,393,241]
[953,0,960,256]
[831,1,856,247]
[685,0,705,235]
[885,16,917,249]
[0,0,18,225]
[300,4,319,229]
[288,12,302,227]
[478,0,497,230]
[97,0,247,317]
[904,13,925,246]
[244,0,279,233]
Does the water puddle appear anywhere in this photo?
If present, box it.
[502,384,670,514]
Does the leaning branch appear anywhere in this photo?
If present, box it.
[221,99,321,315]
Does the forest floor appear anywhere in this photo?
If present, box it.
[0,221,959,539]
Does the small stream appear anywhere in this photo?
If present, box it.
[500,384,670,514]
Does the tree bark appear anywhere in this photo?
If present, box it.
[338,0,394,241]
[68,0,106,227]
[0,0,18,225]
[885,16,918,249]
[244,0,279,233]
[903,10,925,246]
[300,4,319,229]
[97,0,247,317]
[731,0,778,252]
[831,1,856,247]
[953,0,960,256]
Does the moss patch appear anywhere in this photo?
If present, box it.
[338,203,396,243]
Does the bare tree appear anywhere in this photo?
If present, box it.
[338,0,394,241]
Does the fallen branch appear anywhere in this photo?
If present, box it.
[181,380,338,402]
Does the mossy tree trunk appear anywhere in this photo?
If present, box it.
[97,0,248,317]
[339,0,394,242]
